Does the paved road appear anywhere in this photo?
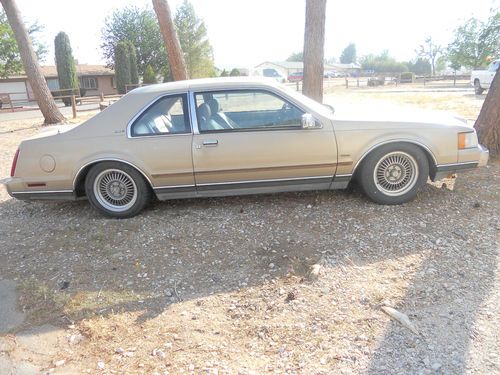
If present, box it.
[0,103,98,122]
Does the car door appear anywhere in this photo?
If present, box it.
[126,93,195,199]
[191,89,337,196]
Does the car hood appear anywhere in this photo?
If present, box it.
[333,104,472,130]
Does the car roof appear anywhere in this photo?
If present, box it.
[129,77,279,95]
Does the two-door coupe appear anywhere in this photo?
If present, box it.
[3,78,489,217]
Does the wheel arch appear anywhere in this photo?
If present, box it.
[73,158,153,197]
[352,140,437,178]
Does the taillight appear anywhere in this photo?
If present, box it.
[10,149,19,177]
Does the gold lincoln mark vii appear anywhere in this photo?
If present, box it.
[3,78,489,218]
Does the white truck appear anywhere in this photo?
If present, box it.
[471,60,499,94]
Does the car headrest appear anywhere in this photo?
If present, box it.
[206,98,219,113]
[197,103,211,120]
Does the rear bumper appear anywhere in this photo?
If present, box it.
[1,177,75,201]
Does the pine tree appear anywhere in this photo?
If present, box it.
[54,31,79,96]
[114,41,131,94]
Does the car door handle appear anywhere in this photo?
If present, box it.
[202,139,218,147]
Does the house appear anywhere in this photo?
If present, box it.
[0,64,117,104]
[254,61,362,77]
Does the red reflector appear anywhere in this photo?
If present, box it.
[10,149,19,177]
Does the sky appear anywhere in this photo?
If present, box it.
[15,0,499,69]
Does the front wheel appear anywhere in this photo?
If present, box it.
[357,143,429,205]
[85,162,152,218]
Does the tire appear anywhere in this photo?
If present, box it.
[357,143,429,205]
[474,80,484,95]
[85,161,152,218]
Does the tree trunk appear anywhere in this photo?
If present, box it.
[152,0,188,81]
[0,0,65,124]
[474,68,500,159]
[302,0,326,103]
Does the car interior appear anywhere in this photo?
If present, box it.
[131,96,189,136]
[195,91,304,132]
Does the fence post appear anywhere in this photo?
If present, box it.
[345,78,349,88]
[357,79,359,88]
[296,81,299,91]
[423,77,426,86]
[100,92,104,101]
[71,95,77,119]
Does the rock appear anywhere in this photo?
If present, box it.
[97,361,105,370]
[188,363,195,371]
[431,362,442,371]
[53,359,65,367]
[115,347,125,354]
[68,333,84,346]
[152,348,166,358]
[269,263,275,268]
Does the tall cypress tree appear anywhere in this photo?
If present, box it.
[54,31,79,92]
[114,41,131,94]
[127,41,139,85]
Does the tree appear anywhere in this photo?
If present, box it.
[447,11,499,69]
[220,69,228,77]
[143,64,157,83]
[474,67,499,158]
[0,0,64,124]
[360,51,408,73]
[302,0,326,102]
[114,41,131,94]
[0,10,47,77]
[229,68,240,76]
[127,41,139,85]
[340,43,356,64]
[174,0,215,78]
[101,6,168,77]
[418,37,442,76]
[286,51,303,62]
[152,0,188,81]
[54,32,79,92]
[406,58,431,75]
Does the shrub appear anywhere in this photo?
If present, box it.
[143,64,157,84]
[114,41,131,94]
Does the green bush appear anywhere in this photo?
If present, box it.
[400,72,414,83]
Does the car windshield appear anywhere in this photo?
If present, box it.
[263,69,280,77]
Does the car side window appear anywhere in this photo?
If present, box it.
[194,90,304,132]
[489,61,499,72]
[130,94,190,137]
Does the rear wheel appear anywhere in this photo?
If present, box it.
[474,79,484,95]
[357,143,429,205]
[85,162,151,218]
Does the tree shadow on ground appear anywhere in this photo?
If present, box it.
[0,164,497,373]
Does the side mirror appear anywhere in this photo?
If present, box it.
[302,113,322,129]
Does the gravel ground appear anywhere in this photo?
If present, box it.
[0,91,498,374]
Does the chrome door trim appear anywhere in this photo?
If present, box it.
[196,175,333,187]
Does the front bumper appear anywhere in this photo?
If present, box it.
[478,144,489,167]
